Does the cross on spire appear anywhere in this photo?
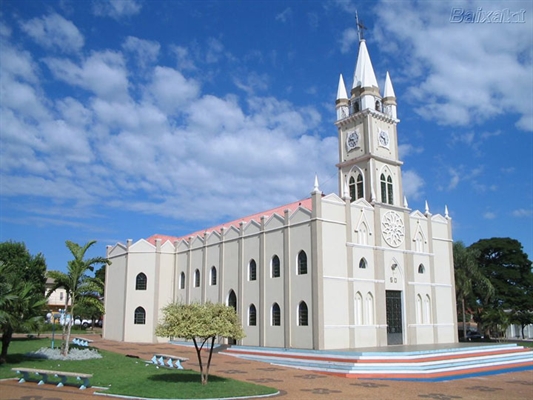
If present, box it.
[355,10,367,41]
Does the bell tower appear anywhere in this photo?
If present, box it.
[335,39,403,208]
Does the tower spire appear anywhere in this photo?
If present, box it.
[352,39,378,90]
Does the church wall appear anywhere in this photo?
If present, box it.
[104,248,127,341]
[222,238,240,305]
[242,234,261,346]
[123,249,158,343]
[263,226,286,348]
[157,250,175,309]
[321,203,352,349]
[289,221,313,349]
[175,249,188,303]
[205,243,220,303]
[189,246,203,303]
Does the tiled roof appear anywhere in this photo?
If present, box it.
[146,197,313,245]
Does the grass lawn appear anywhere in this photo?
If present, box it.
[0,338,278,399]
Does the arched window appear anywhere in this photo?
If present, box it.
[134,307,146,325]
[249,259,257,281]
[194,269,200,287]
[349,176,356,202]
[136,273,147,290]
[417,295,423,323]
[179,272,185,289]
[298,301,308,326]
[271,255,280,278]
[365,292,374,325]
[418,264,425,274]
[297,251,307,275]
[375,100,381,111]
[272,303,281,326]
[210,266,217,286]
[425,295,431,324]
[228,290,237,312]
[249,304,257,326]
[380,173,393,205]
[354,101,360,113]
[355,292,363,325]
[387,176,393,204]
[359,257,367,269]
[358,223,368,245]
[357,173,364,199]
[350,173,364,202]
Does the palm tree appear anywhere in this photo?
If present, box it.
[47,240,108,356]
[453,241,494,339]
[0,262,47,363]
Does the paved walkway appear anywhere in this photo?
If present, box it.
[1,335,532,400]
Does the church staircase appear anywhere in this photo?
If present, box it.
[220,343,533,381]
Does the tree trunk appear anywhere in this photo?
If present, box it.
[461,297,467,340]
[0,327,13,364]
[192,338,206,384]
[204,336,215,385]
[63,296,75,356]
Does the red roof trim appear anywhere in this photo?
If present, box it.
[147,197,313,245]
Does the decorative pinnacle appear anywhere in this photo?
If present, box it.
[425,200,430,215]
[445,205,449,218]
[403,196,408,208]
[312,174,321,194]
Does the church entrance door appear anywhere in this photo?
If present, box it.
[386,290,403,345]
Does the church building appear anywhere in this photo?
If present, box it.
[103,38,458,349]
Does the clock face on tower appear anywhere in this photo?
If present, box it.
[378,129,390,148]
[345,130,360,152]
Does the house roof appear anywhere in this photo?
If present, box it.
[146,197,313,245]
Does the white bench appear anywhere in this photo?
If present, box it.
[72,337,93,347]
[151,353,189,369]
[12,367,92,390]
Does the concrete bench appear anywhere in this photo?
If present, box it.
[151,353,189,369]
[12,367,92,390]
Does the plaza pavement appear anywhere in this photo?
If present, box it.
[1,335,531,400]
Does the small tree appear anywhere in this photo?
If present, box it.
[156,302,245,384]
[47,240,108,356]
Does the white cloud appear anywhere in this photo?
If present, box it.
[170,45,196,71]
[398,143,423,159]
[340,27,358,54]
[402,169,424,200]
[44,50,129,101]
[93,0,141,19]
[375,0,533,131]
[147,66,200,114]
[122,36,160,68]
[512,209,533,217]
[483,211,496,219]
[20,13,84,53]
[276,8,293,23]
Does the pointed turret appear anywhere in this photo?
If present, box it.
[351,40,381,113]
[382,71,397,119]
[336,74,349,121]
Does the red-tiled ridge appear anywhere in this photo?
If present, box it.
[146,197,313,245]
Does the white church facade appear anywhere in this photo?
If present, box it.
[103,39,458,349]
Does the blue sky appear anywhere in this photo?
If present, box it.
[1,0,531,273]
